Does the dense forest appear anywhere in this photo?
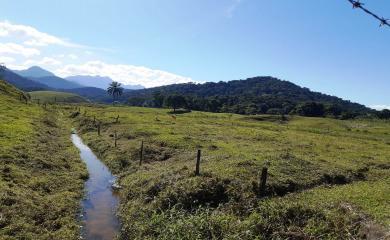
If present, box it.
[124,77,375,118]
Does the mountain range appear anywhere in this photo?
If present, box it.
[13,66,56,78]
[4,66,144,91]
[0,65,375,117]
[2,68,49,91]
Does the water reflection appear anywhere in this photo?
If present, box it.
[71,134,119,240]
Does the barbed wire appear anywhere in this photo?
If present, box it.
[347,0,389,27]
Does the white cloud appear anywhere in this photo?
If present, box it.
[0,56,15,64]
[24,57,62,67]
[0,21,83,48]
[370,105,390,110]
[0,21,193,88]
[55,61,193,88]
[68,54,78,59]
[0,42,40,57]
[0,28,7,37]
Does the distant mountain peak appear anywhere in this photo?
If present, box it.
[66,75,144,90]
[13,66,55,78]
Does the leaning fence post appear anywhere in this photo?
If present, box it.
[114,131,117,147]
[139,140,144,166]
[195,149,201,176]
[259,166,268,197]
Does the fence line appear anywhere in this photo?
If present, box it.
[347,0,389,27]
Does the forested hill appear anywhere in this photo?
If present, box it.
[125,76,371,117]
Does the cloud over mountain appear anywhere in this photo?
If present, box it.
[55,61,193,88]
[0,20,194,88]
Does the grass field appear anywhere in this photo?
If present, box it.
[1,77,389,239]
[0,80,87,239]
[70,105,390,239]
[29,91,88,104]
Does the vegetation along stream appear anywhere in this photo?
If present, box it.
[71,133,120,240]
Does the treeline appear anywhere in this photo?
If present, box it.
[128,92,388,119]
[125,77,380,119]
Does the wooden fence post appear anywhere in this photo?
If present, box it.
[114,131,117,147]
[93,116,96,125]
[195,149,201,176]
[259,167,268,197]
[37,99,40,105]
[97,122,101,136]
[115,115,119,123]
[139,140,144,166]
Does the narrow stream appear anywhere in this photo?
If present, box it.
[71,134,120,240]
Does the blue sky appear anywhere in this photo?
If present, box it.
[0,0,389,109]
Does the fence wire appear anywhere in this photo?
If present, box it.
[347,0,389,27]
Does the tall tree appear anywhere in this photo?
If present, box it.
[107,81,124,103]
[165,95,186,112]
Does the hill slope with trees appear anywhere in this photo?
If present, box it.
[125,76,372,118]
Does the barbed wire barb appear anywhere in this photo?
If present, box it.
[347,0,390,27]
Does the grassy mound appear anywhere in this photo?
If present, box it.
[0,80,29,100]
[0,84,87,239]
[70,105,390,239]
[29,91,88,104]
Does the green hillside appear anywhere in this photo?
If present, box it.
[0,80,87,239]
[125,77,372,117]
[29,91,88,103]
[71,105,390,239]
[0,79,27,99]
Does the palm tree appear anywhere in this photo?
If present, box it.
[107,81,124,104]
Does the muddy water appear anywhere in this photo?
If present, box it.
[71,134,120,240]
